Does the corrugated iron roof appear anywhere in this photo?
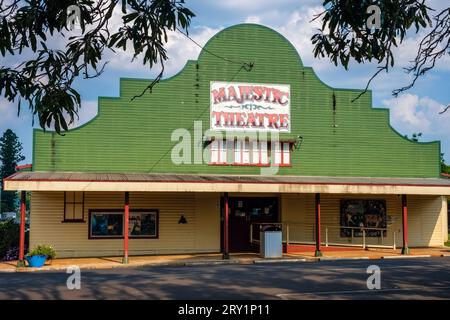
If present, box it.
[6,171,450,187]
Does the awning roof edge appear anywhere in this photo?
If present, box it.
[4,172,450,195]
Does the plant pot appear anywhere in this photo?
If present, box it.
[26,255,47,268]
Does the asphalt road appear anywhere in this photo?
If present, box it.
[0,257,449,300]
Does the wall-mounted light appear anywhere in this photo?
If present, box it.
[294,135,304,150]
[178,215,188,224]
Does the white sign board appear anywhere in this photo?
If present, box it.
[210,82,290,132]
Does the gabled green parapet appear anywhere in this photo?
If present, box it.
[33,24,441,178]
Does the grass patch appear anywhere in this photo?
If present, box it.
[446,234,450,247]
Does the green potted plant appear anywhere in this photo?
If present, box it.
[25,245,56,268]
[41,244,56,265]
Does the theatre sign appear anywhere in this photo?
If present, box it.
[210,82,290,132]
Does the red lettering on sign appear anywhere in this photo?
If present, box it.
[211,84,290,106]
[247,113,256,128]
[212,88,226,104]
[280,114,289,128]
[267,114,280,128]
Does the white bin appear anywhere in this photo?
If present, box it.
[260,230,282,258]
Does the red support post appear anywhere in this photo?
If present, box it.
[315,193,322,257]
[123,192,129,264]
[401,194,410,255]
[223,192,229,259]
[17,191,26,267]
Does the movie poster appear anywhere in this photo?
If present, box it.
[340,199,387,237]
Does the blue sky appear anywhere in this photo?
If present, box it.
[1,0,449,165]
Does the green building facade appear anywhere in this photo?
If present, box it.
[32,24,440,178]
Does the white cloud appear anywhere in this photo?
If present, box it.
[214,0,299,11]
[163,26,222,76]
[391,30,450,72]
[239,3,450,80]
[1,98,98,133]
[382,94,450,137]
[240,6,336,72]
[70,100,98,129]
[383,94,429,131]
[245,16,261,24]
[0,98,31,130]
[36,100,98,131]
[104,25,222,78]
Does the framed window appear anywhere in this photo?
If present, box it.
[260,141,269,165]
[234,140,242,164]
[273,142,282,165]
[272,142,291,166]
[210,139,229,164]
[226,140,234,164]
[210,140,219,163]
[218,139,227,164]
[251,141,259,164]
[208,139,290,167]
[89,209,159,239]
[242,140,250,164]
[63,191,85,222]
[282,142,291,165]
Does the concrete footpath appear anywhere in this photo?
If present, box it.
[1,247,449,273]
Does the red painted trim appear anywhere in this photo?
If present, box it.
[402,194,408,249]
[19,191,26,262]
[124,192,129,261]
[15,164,32,171]
[224,192,229,257]
[315,193,321,253]
[284,244,361,253]
[209,163,271,167]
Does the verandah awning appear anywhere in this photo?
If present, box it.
[4,171,450,195]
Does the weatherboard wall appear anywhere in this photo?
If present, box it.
[30,191,447,258]
[30,191,221,258]
[32,24,440,178]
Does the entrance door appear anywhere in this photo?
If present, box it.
[222,197,279,252]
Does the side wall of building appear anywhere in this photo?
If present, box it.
[30,191,221,258]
